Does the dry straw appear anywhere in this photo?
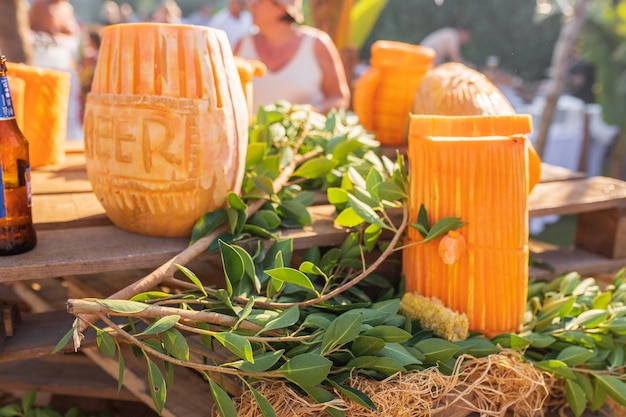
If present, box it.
[236,350,553,417]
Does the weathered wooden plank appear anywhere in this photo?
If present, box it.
[575,207,626,259]
[0,354,138,401]
[3,175,626,284]
[31,169,91,195]
[0,310,92,363]
[0,226,192,283]
[32,192,109,230]
[529,176,626,217]
[82,345,215,417]
[530,247,626,280]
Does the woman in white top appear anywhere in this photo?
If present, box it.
[234,0,350,114]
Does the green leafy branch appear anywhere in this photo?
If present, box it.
[60,103,471,416]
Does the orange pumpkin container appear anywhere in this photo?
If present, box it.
[84,23,249,237]
[353,40,435,145]
[403,114,532,337]
[6,63,71,167]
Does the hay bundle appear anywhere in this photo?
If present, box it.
[236,351,551,417]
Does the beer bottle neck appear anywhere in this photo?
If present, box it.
[0,75,17,121]
[0,55,7,77]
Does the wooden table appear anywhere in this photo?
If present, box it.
[1,144,626,416]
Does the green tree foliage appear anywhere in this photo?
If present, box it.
[362,0,562,82]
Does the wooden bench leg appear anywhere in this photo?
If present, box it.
[575,207,626,259]
[0,302,5,356]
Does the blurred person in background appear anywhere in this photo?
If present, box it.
[184,4,215,26]
[208,0,254,47]
[234,0,350,114]
[98,0,121,26]
[28,0,83,139]
[420,26,472,66]
[119,3,140,23]
[150,0,182,24]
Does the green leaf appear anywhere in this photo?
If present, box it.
[249,210,282,230]
[363,326,412,343]
[174,264,207,297]
[416,204,430,237]
[214,332,254,362]
[299,261,328,278]
[265,267,317,293]
[277,354,333,387]
[117,349,125,393]
[364,224,382,252]
[300,385,346,417]
[605,317,626,335]
[327,380,377,411]
[557,346,594,367]
[190,208,228,244]
[595,374,626,406]
[220,240,245,296]
[278,200,312,226]
[265,239,293,269]
[228,192,248,211]
[94,299,149,314]
[246,142,268,167]
[373,182,407,202]
[252,175,276,196]
[139,315,181,336]
[421,217,465,244]
[566,309,609,330]
[365,166,384,196]
[261,305,301,334]
[454,337,500,357]
[293,157,337,179]
[565,380,587,417]
[162,328,190,361]
[524,332,556,348]
[234,350,285,372]
[592,292,612,310]
[414,338,460,363]
[0,404,21,417]
[609,344,625,369]
[96,329,117,358]
[534,360,577,379]
[327,187,349,205]
[145,355,166,415]
[347,166,367,189]
[346,356,406,377]
[321,312,363,354]
[351,336,385,356]
[347,194,389,230]
[209,379,238,417]
[242,380,277,417]
[490,333,532,350]
[335,207,365,228]
[380,343,423,366]
[22,390,36,414]
[51,327,74,354]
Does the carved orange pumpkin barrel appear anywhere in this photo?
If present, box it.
[84,23,249,237]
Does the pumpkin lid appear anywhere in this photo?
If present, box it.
[408,114,533,138]
[370,40,435,68]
